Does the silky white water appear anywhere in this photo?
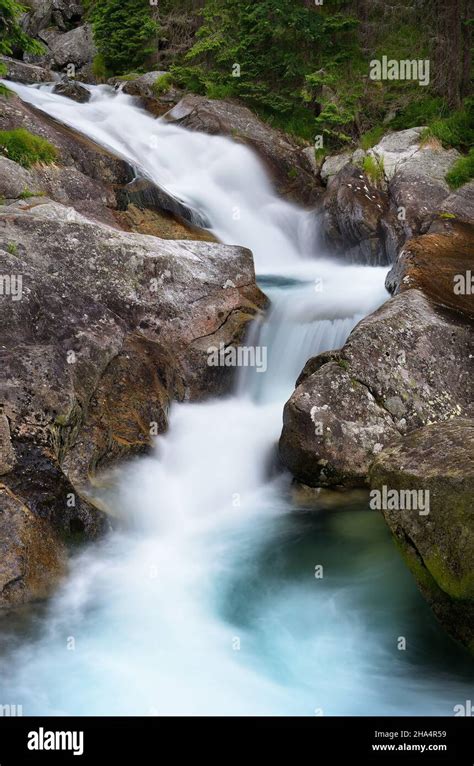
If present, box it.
[0,82,472,715]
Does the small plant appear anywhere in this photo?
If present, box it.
[151,73,174,98]
[0,129,58,168]
[18,188,43,200]
[7,242,18,256]
[445,149,474,189]
[360,125,385,150]
[362,154,385,186]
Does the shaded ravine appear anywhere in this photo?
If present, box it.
[0,83,472,715]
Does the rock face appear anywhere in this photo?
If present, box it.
[279,289,473,487]
[0,485,66,608]
[321,165,393,265]
[386,221,474,320]
[0,198,265,493]
[163,94,321,205]
[370,419,474,653]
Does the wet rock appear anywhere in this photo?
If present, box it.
[0,199,265,497]
[163,94,321,205]
[279,290,473,487]
[370,419,474,653]
[0,55,55,84]
[115,177,209,229]
[53,77,90,103]
[321,165,393,265]
[0,486,66,608]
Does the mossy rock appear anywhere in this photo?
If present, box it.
[370,418,474,652]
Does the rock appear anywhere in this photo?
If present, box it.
[386,222,474,321]
[53,76,90,103]
[20,0,54,38]
[0,415,15,475]
[320,165,394,265]
[0,485,66,608]
[49,24,96,69]
[0,55,55,84]
[369,127,426,179]
[51,0,84,31]
[121,71,167,99]
[279,289,473,487]
[439,181,474,223]
[320,151,353,183]
[370,419,474,652]
[0,157,34,199]
[115,204,216,243]
[163,94,321,205]
[115,177,209,230]
[0,199,266,499]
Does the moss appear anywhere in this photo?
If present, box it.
[445,149,474,189]
[7,242,18,256]
[0,129,58,168]
[424,548,474,601]
[18,188,44,200]
[337,359,350,371]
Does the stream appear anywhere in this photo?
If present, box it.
[0,82,472,715]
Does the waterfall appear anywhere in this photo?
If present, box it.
[0,82,471,716]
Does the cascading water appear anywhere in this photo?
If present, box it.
[0,82,472,715]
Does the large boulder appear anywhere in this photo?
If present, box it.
[0,485,66,608]
[0,55,55,84]
[370,419,474,653]
[0,199,265,494]
[49,24,96,69]
[320,165,395,265]
[279,289,473,487]
[163,94,321,205]
[52,76,90,103]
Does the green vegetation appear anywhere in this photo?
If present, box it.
[7,242,17,255]
[362,155,385,186]
[85,0,159,76]
[18,188,44,199]
[445,149,474,189]
[81,0,472,163]
[0,129,58,167]
[151,72,174,97]
[0,0,44,59]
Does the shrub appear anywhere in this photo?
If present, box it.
[151,73,174,97]
[86,0,159,76]
[0,129,58,167]
[360,125,385,150]
[445,149,474,189]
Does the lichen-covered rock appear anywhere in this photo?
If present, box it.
[0,200,265,501]
[163,94,321,205]
[279,290,473,487]
[0,415,15,476]
[0,485,66,608]
[369,419,474,653]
